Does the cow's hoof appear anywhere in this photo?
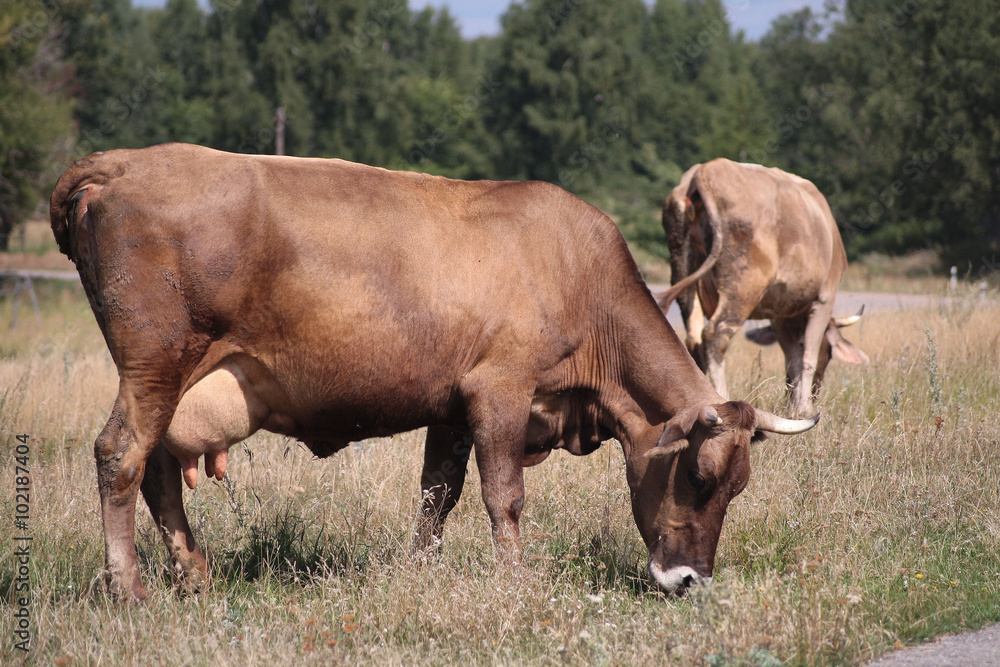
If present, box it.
[410,530,444,561]
[173,561,209,596]
[90,568,150,603]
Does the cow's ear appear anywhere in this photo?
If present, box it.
[645,437,689,460]
[645,406,701,460]
[826,324,869,365]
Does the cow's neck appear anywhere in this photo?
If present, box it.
[593,297,719,451]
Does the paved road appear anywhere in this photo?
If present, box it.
[866,623,1000,666]
[833,290,962,315]
[651,287,971,330]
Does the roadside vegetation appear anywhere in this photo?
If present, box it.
[1,230,998,664]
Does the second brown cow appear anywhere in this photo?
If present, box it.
[659,159,868,416]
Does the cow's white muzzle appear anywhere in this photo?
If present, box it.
[648,562,711,596]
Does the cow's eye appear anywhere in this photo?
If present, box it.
[688,470,706,493]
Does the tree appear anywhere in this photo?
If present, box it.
[146,0,217,146]
[58,0,164,153]
[0,0,76,249]
[757,0,1000,261]
[403,9,496,178]
[484,0,648,189]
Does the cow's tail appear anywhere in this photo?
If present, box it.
[655,187,724,313]
[49,165,83,259]
[49,153,120,262]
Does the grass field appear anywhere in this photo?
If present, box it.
[1,239,999,665]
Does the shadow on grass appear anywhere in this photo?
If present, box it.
[0,570,14,606]
[544,529,661,599]
[215,503,373,587]
[133,501,380,595]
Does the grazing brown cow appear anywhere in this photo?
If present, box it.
[50,143,816,601]
[659,159,868,416]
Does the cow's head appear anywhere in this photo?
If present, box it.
[627,401,817,596]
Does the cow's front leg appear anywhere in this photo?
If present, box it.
[794,300,836,416]
[462,378,530,562]
[140,441,208,594]
[412,426,473,554]
[475,439,526,562]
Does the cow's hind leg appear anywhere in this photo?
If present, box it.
[140,441,209,593]
[412,426,474,554]
[701,295,758,400]
[95,385,180,601]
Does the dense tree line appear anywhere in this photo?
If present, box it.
[1,0,997,268]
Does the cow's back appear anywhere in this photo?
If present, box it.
[694,159,845,317]
[50,143,645,445]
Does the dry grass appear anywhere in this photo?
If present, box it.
[2,277,999,666]
[839,251,952,295]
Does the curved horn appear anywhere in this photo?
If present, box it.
[698,405,721,427]
[755,410,820,435]
[833,305,865,328]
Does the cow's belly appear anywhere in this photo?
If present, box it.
[163,346,461,487]
[752,281,824,320]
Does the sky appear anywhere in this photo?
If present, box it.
[131,1,831,42]
[409,0,829,41]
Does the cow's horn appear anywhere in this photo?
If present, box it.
[755,410,820,434]
[833,305,865,328]
[699,405,721,427]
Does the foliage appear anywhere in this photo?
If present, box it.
[755,1,1000,262]
[0,0,997,265]
[483,0,648,187]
